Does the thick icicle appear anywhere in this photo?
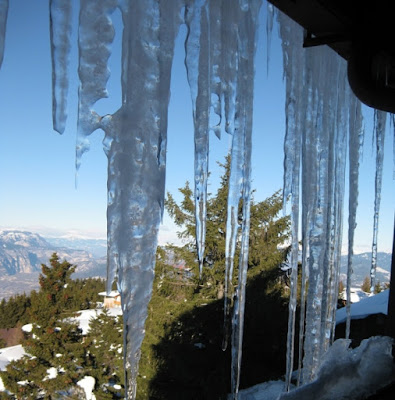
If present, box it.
[76,0,116,171]
[278,11,303,391]
[75,0,181,397]
[77,0,118,290]
[49,0,72,134]
[370,110,387,292]
[184,0,210,277]
[346,96,363,339]
[107,2,180,397]
[0,0,8,69]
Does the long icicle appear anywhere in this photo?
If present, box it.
[370,110,387,292]
[49,0,72,134]
[230,2,262,398]
[222,0,245,352]
[346,95,363,339]
[109,2,181,397]
[184,0,210,278]
[0,0,8,69]
[278,10,303,391]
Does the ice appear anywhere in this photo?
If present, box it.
[277,336,395,400]
[225,2,262,397]
[277,14,370,386]
[346,96,363,338]
[105,2,181,397]
[49,0,72,134]
[370,110,387,292]
[277,11,303,391]
[184,0,210,277]
[265,2,274,75]
[0,0,8,69]
[0,1,388,399]
[76,0,117,170]
[71,0,182,396]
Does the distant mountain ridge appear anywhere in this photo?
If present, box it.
[340,252,391,287]
[0,230,105,277]
[0,229,392,300]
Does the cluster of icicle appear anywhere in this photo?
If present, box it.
[277,10,388,395]
[0,1,390,399]
[51,0,263,398]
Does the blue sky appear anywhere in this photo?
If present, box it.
[0,1,393,253]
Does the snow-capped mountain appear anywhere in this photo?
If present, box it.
[339,252,392,287]
[44,236,107,258]
[0,230,105,276]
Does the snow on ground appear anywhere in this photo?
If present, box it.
[236,336,394,400]
[237,290,392,399]
[71,306,122,334]
[336,289,389,324]
[0,345,27,394]
[0,345,26,371]
[340,287,370,303]
[77,376,96,400]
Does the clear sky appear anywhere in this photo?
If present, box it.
[0,1,393,253]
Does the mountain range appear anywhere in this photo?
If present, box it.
[0,229,392,300]
[0,230,106,299]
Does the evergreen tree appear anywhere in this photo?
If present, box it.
[361,276,371,293]
[0,294,31,329]
[165,155,290,296]
[29,253,76,325]
[1,318,86,398]
[85,309,125,398]
[0,254,86,398]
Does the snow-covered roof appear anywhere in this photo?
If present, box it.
[336,289,389,325]
[98,291,120,298]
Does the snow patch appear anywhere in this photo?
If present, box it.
[0,345,26,371]
[77,375,96,400]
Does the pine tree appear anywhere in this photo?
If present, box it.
[165,155,290,297]
[29,253,76,326]
[1,254,86,398]
[361,276,371,293]
[84,309,125,398]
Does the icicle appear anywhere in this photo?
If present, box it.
[229,2,262,398]
[370,110,387,292]
[346,96,363,339]
[322,63,348,354]
[266,1,274,76]
[221,0,243,352]
[184,0,210,277]
[0,0,8,70]
[299,44,348,382]
[208,0,222,139]
[49,0,72,134]
[76,0,117,171]
[108,2,181,397]
[74,0,182,397]
[278,11,303,391]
